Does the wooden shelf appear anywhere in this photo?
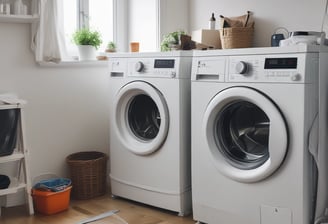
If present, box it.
[0,14,39,23]
[0,103,22,110]
[0,177,26,196]
[0,152,24,163]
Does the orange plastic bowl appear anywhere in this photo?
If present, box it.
[31,186,72,215]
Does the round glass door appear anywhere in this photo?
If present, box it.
[128,94,161,141]
[203,87,288,183]
[215,101,270,170]
[114,81,169,155]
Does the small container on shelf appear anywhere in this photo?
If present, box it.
[0,0,11,15]
[14,0,27,15]
[209,13,216,30]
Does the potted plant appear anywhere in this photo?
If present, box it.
[106,41,117,53]
[72,28,102,60]
[160,30,185,51]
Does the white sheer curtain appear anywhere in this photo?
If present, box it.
[31,0,68,63]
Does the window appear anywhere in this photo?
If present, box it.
[128,0,159,52]
[63,1,77,57]
[88,0,114,51]
[62,0,161,58]
[63,0,114,58]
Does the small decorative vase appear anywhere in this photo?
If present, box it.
[77,45,96,61]
[169,43,180,51]
[14,0,25,15]
[105,49,116,53]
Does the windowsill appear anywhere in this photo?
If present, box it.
[37,59,108,68]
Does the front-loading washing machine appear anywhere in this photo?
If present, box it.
[191,45,328,224]
[108,51,192,216]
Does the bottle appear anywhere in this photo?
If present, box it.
[0,0,4,15]
[4,0,10,15]
[23,4,27,15]
[209,13,216,30]
[14,0,24,15]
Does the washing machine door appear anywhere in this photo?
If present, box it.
[114,81,169,155]
[203,87,288,183]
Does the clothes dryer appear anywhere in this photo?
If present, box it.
[191,45,328,224]
[108,51,192,216]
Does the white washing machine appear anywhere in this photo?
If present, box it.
[191,45,328,224]
[108,51,192,216]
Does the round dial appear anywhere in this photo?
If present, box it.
[291,73,301,81]
[135,61,144,72]
[235,61,249,75]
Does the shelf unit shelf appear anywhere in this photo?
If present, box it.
[0,178,26,196]
[0,102,34,216]
[0,152,24,163]
[0,14,39,23]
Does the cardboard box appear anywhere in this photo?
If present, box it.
[192,29,221,49]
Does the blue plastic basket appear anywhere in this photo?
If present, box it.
[33,178,71,192]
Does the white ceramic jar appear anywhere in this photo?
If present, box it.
[14,0,26,15]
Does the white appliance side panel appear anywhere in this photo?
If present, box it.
[315,52,328,220]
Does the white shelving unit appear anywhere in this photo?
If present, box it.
[0,14,39,23]
[0,103,34,216]
[0,0,39,24]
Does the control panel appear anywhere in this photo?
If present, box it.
[127,58,179,78]
[191,50,318,84]
[228,54,308,83]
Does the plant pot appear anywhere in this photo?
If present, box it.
[105,49,116,53]
[77,45,96,61]
[168,43,180,51]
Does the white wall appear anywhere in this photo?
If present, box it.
[0,23,109,182]
[127,0,190,52]
[159,0,190,40]
[189,0,327,47]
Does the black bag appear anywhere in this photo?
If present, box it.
[0,175,10,189]
[0,109,19,157]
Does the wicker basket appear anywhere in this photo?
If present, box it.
[66,151,108,200]
[220,26,254,49]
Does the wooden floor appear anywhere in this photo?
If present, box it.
[0,193,195,224]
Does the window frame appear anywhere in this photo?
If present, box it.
[76,0,129,52]
[77,0,89,29]
[113,0,128,52]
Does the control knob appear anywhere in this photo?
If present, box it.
[291,73,301,81]
[135,61,145,72]
[171,71,176,78]
[235,61,249,75]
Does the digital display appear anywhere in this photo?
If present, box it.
[264,58,297,69]
[154,59,175,68]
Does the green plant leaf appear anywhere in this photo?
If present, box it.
[72,28,102,49]
[160,30,185,52]
[107,41,116,50]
